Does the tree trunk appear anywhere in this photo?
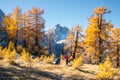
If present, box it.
[15,27,18,48]
[73,31,78,60]
[23,39,27,48]
[49,40,52,54]
[116,44,119,67]
[97,14,103,63]
[35,36,39,46]
[61,43,64,55]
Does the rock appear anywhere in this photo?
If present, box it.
[0,30,9,47]
[0,9,5,28]
[0,9,8,47]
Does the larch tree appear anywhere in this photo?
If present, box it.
[65,25,83,60]
[19,26,38,53]
[18,13,28,47]
[85,7,113,64]
[46,29,55,55]
[12,6,22,27]
[18,13,29,47]
[111,28,120,67]
[85,16,100,63]
[12,6,22,46]
[21,13,27,27]
[2,15,17,42]
[18,7,45,55]
[2,6,22,47]
[26,7,45,46]
[64,29,74,57]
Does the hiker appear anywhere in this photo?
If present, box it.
[65,55,69,65]
[53,57,60,65]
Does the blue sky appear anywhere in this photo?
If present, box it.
[0,0,120,30]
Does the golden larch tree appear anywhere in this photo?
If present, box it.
[12,6,22,46]
[2,15,17,42]
[65,25,83,60]
[85,7,113,64]
[26,7,45,46]
[111,28,120,67]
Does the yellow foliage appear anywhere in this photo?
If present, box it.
[97,56,116,79]
[40,55,45,61]
[2,16,17,40]
[13,6,22,27]
[43,54,55,63]
[85,7,112,64]
[17,45,23,53]
[33,57,40,63]
[0,47,4,58]
[94,6,107,14]
[4,50,9,61]
[4,49,16,61]
[112,28,120,42]
[72,56,83,69]
[43,56,52,63]
[21,49,31,62]
[2,41,16,61]
[0,48,7,58]
[9,50,16,61]
[8,41,14,51]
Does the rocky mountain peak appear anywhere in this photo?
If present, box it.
[53,24,69,42]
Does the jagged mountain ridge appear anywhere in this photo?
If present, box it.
[53,24,69,42]
[45,24,69,56]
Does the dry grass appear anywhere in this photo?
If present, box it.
[0,59,120,80]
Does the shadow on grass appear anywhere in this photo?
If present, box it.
[78,69,95,75]
[0,64,61,80]
[0,63,91,80]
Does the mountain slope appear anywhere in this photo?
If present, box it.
[0,9,8,47]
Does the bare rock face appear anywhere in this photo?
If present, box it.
[53,24,69,42]
[0,9,9,47]
[0,30,8,47]
[0,9,5,27]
